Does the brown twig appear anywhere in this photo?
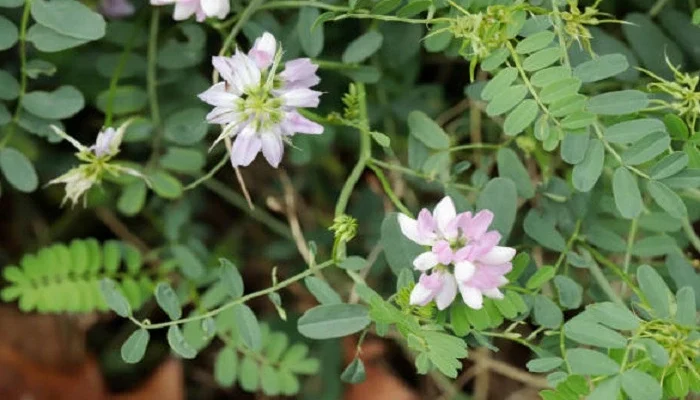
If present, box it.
[94,207,150,254]
[224,136,254,210]
[277,171,311,265]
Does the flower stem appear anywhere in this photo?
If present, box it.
[184,151,229,191]
[335,83,371,217]
[621,218,638,295]
[131,259,334,329]
[146,8,162,168]
[258,0,350,12]
[367,163,412,216]
[104,16,143,127]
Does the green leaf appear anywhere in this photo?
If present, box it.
[120,329,149,364]
[604,118,665,144]
[621,370,662,400]
[0,148,38,193]
[450,304,470,336]
[572,138,604,192]
[157,24,205,70]
[219,258,244,298]
[234,304,262,351]
[573,53,629,82]
[663,113,689,140]
[549,94,586,117]
[0,70,19,100]
[167,325,197,359]
[526,357,563,373]
[533,294,562,328]
[564,319,627,348]
[612,167,642,219]
[214,347,237,387]
[171,245,205,279]
[621,132,670,165]
[99,278,131,317]
[298,7,324,57]
[553,275,582,309]
[531,66,571,87]
[567,348,619,375]
[623,13,683,80]
[560,111,595,130]
[342,31,383,63]
[526,266,556,289]
[649,152,688,180]
[0,15,18,50]
[637,264,671,318]
[481,48,509,72]
[0,103,10,126]
[372,0,400,15]
[150,170,183,199]
[407,111,450,150]
[26,24,90,52]
[164,108,209,145]
[524,211,566,252]
[661,169,700,188]
[239,355,259,391]
[522,47,561,71]
[380,213,424,275]
[25,59,56,79]
[297,304,370,339]
[396,0,430,17]
[304,276,342,305]
[503,99,539,136]
[587,376,621,400]
[118,181,147,216]
[155,282,181,320]
[339,256,366,271]
[587,90,648,115]
[23,86,84,120]
[646,180,687,218]
[540,78,582,104]
[675,286,696,325]
[638,338,669,366]
[486,85,528,116]
[496,148,535,198]
[585,302,640,330]
[515,30,555,54]
[31,0,105,40]
[481,67,518,101]
[476,178,517,240]
[96,86,148,115]
[340,358,366,383]
[159,147,205,173]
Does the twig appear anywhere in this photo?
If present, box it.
[224,136,254,210]
[94,207,150,254]
[278,171,311,264]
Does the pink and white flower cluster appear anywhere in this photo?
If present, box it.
[198,32,323,168]
[399,196,516,310]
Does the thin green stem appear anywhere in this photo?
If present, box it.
[593,123,650,179]
[184,151,229,191]
[104,20,142,127]
[553,220,581,273]
[367,163,412,216]
[133,260,334,329]
[315,59,363,71]
[146,8,162,168]
[586,253,626,307]
[203,178,293,240]
[448,143,502,152]
[550,0,571,68]
[648,0,671,16]
[584,245,641,306]
[217,0,265,63]
[258,0,350,12]
[681,218,700,254]
[335,83,371,217]
[1,0,32,149]
[559,329,571,373]
[332,14,448,24]
[621,218,638,295]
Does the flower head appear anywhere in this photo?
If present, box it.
[150,0,229,22]
[398,196,516,310]
[48,120,147,207]
[99,0,135,18]
[198,32,323,168]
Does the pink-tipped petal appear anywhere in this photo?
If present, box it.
[280,58,320,88]
[281,111,323,135]
[409,282,435,307]
[478,246,516,265]
[398,214,431,246]
[250,32,277,70]
[280,88,321,108]
[230,127,261,167]
[433,197,457,238]
[198,82,239,107]
[435,273,458,310]
[212,57,239,93]
[454,261,476,282]
[413,251,439,271]
[260,131,284,168]
[459,285,484,309]
[468,230,502,260]
[416,209,437,238]
[464,209,494,239]
[432,240,453,265]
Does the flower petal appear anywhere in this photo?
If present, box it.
[279,88,321,108]
[205,106,242,125]
[230,50,262,93]
[463,209,494,239]
[483,288,504,299]
[249,32,277,70]
[454,261,476,282]
[433,197,457,238]
[230,126,261,167]
[260,131,284,168]
[99,0,135,18]
[398,214,421,245]
[409,281,436,307]
[198,82,239,107]
[281,111,323,135]
[413,251,439,271]
[432,240,453,265]
[211,57,241,94]
[173,1,198,20]
[280,58,320,89]
[459,284,484,309]
[200,0,229,19]
[478,246,516,265]
[435,273,458,310]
